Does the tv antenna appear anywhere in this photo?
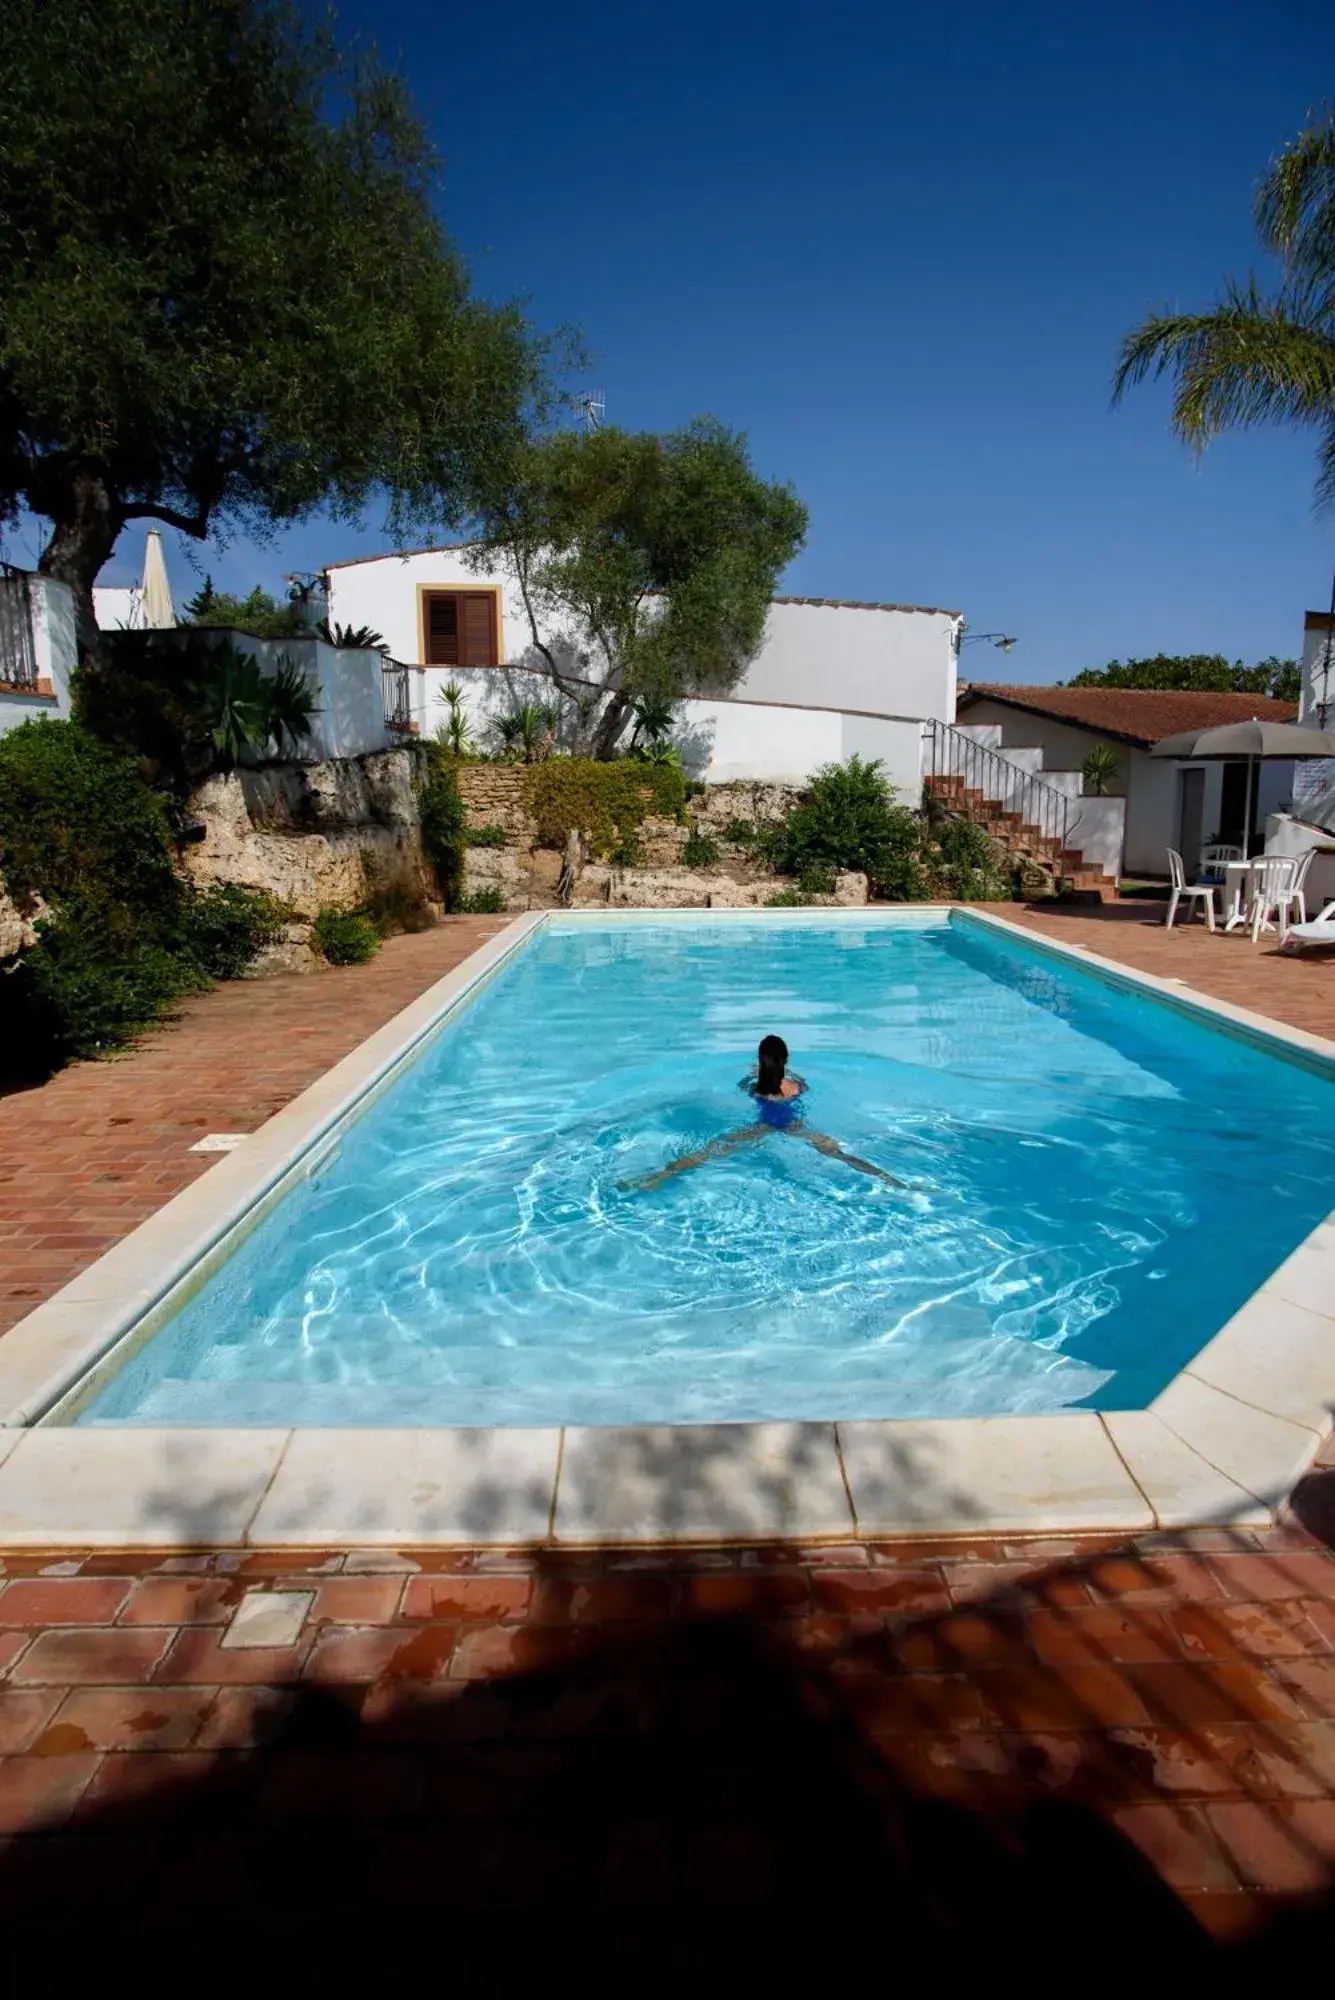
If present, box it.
[578,390,605,433]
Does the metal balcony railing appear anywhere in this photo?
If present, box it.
[381,657,415,731]
[923,717,1075,861]
[0,564,38,689]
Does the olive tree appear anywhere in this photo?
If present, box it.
[474,420,808,757]
[0,0,548,651]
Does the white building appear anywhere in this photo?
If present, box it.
[324,543,961,799]
[957,684,1298,879]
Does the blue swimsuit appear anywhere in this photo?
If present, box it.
[755,1093,801,1130]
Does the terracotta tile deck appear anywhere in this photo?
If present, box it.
[1,1524,1334,1971]
[0,918,510,1338]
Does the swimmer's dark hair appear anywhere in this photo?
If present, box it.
[757,1034,788,1097]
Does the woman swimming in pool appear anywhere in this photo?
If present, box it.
[627,1034,901,1191]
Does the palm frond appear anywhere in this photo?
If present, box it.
[1113,279,1335,454]
[1255,108,1335,294]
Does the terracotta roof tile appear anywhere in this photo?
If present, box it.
[962,684,1298,748]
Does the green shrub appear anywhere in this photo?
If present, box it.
[682,831,720,869]
[9,917,199,1069]
[72,633,214,793]
[764,756,925,900]
[934,818,995,872]
[458,886,507,914]
[178,883,288,980]
[0,718,183,935]
[610,831,643,867]
[419,743,467,910]
[523,759,686,855]
[722,817,756,846]
[311,907,381,964]
[797,867,837,897]
[465,823,509,848]
[764,889,810,907]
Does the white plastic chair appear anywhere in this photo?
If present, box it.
[1198,842,1243,882]
[1165,849,1216,931]
[1248,854,1302,942]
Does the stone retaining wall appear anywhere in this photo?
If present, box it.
[456,764,536,840]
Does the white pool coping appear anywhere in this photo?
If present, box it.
[0,904,1331,1549]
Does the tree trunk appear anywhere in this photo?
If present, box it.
[34,464,123,661]
[589,689,634,760]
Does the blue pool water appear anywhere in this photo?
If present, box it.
[81,913,1335,1426]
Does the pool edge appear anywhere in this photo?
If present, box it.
[0,903,1330,1545]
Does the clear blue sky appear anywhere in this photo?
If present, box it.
[79,0,1335,681]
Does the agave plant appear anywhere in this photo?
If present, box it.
[185,642,272,770]
[491,700,556,763]
[262,654,319,756]
[1080,743,1121,796]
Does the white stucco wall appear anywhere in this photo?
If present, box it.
[222,635,393,763]
[1301,613,1334,725]
[325,547,960,759]
[93,585,144,632]
[0,575,77,738]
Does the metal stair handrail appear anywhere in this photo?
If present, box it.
[923,717,1075,863]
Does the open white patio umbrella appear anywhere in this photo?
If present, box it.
[1150,718,1335,852]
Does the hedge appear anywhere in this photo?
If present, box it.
[523,759,686,855]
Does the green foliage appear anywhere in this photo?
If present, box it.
[311,906,381,965]
[0,719,279,1073]
[1064,654,1302,700]
[722,817,757,846]
[523,758,686,855]
[475,420,807,756]
[434,681,474,757]
[177,883,288,980]
[1114,111,1335,508]
[490,700,558,762]
[628,692,679,746]
[185,579,306,640]
[0,0,550,632]
[682,830,720,869]
[933,818,994,871]
[317,619,386,650]
[464,823,509,848]
[627,740,684,772]
[418,743,467,909]
[610,831,644,868]
[764,889,811,907]
[0,718,182,933]
[262,655,319,757]
[797,867,837,896]
[457,885,507,914]
[184,643,273,770]
[764,757,925,899]
[1080,743,1122,795]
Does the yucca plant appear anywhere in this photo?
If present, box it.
[1081,743,1121,796]
[491,700,555,763]
[1115,111,1335,507]
[435,680,473,756]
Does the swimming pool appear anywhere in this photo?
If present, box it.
[72,910,1335,1429]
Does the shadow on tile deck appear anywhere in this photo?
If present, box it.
[1,1463,1334,1986]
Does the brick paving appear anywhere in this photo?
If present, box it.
[0,917,509,1338]
[0,1522,1332,1976]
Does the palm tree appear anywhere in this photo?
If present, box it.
[1114,111,1335,507]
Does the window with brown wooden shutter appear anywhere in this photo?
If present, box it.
[423,591,499,667]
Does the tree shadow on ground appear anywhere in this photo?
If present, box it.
[3,1529,1334,1994]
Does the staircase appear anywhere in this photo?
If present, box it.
[922,719,1113,897]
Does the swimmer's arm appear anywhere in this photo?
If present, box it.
[621,1124,767,1192]
[793,1128,902,1187]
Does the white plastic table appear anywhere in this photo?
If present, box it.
[1222,859,1274,933]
